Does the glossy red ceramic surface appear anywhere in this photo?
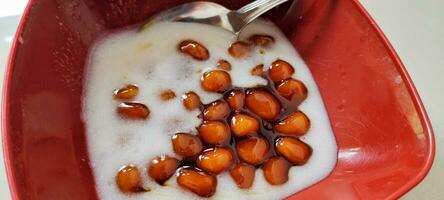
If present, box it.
[2,0,434,199]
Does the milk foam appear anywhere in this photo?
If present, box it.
[83,19,337,200]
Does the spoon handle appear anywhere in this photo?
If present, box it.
[237,0,290,25]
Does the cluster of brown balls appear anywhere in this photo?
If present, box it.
[113,35,312,197]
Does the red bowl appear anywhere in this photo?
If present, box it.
[2,0,435,199]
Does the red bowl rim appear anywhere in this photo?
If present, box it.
[1,0,435,199]
[2,1,35,199]
[350,0,435,198]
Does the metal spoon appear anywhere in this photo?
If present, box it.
[141,0,290,34]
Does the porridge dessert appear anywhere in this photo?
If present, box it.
[83,19,337,200]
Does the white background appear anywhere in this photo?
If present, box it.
[0,0,443,199]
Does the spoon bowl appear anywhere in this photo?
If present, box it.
[143,0,289,34]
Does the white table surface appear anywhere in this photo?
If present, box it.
[0,0,443,199]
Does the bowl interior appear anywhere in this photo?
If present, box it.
[3,0,434,199]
